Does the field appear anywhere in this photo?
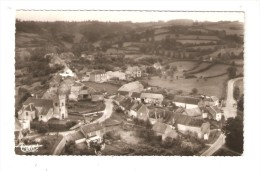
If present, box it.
[16,33,47,48]
[200,47,243,59]
[82,81,120,95]
[187,62,212,74]
[176,39,218,44]
[169,61,198,71]
[146,75,229,98]
[194,64,229,78]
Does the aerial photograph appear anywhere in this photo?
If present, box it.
[14,11,244,156]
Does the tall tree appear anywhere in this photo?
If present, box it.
[222,116,243,153]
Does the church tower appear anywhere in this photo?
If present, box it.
[53,83,68,120]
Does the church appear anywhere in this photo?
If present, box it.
[17,83,68,129]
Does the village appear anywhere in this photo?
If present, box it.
[14,19,244,156]
[15,54,231,156]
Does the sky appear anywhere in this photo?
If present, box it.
[16,11,244,23]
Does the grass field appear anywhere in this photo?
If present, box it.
[146,75,228,98]
[176,39,218,45]
[194,64,229,78]
[200,47,243,60]
[187,62,212,73]
[169,61,198,71]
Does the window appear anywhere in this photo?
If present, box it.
[62,102,64,106]
[62,114,64,119]
[26,112,28,116]
[55,103,58,107]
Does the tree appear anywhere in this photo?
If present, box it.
[227,66,237,79]
[233,86,240,101]
[237,94,244,112]
[191,88,198,95]
[36,121,49,133]
[222,116,243,153]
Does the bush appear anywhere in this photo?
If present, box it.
[33,121,49,133]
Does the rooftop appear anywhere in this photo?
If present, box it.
[23,97,53,109]
[173,95,201,105]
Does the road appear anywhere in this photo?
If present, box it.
[93,99,113,123]
[201,77,243,156]
[201,133,226,156]
[222,77,243,119]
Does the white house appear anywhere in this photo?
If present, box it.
[140,93,164,106]
[59,67,75,78]
[106,71,126,80]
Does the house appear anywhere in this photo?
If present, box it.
[172,95,201,109]
[18,84,69,123]
[118,91,130,97]
[171,113,210,140]
[125,66,142,78]
[89,70,108,83]
[69,84,84,101]
[59,67,75,78]
[81,52,94,61]
[152,122,178,141]
[78,86,96,101]
[153,62,162,70]
[129,104,149,120]
[119,98,136,114]
[205,106,223,121]
[80,123,104,146]
[140,93,164,106]
[91,92,104,102]
[199,95,220,107]
[15,118,24,145]
[106,71,126,80]
[118,81,144,95]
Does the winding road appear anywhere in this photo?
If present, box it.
[222,77,243,119]
[201,77,243,156]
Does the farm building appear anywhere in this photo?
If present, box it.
[172,95,201,109]
[106,71,126,80]
[140,93,164,106]
[78,86,98,101]
[171,113,210,140]
[80,123,104,146]
[205,106,223,121]
[125,66,142,78]
[129,103,149,120]
[89,70,108,83]
[152,122,178,141]
[69,84,84,101]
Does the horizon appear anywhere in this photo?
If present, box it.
[16,11,244,23]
